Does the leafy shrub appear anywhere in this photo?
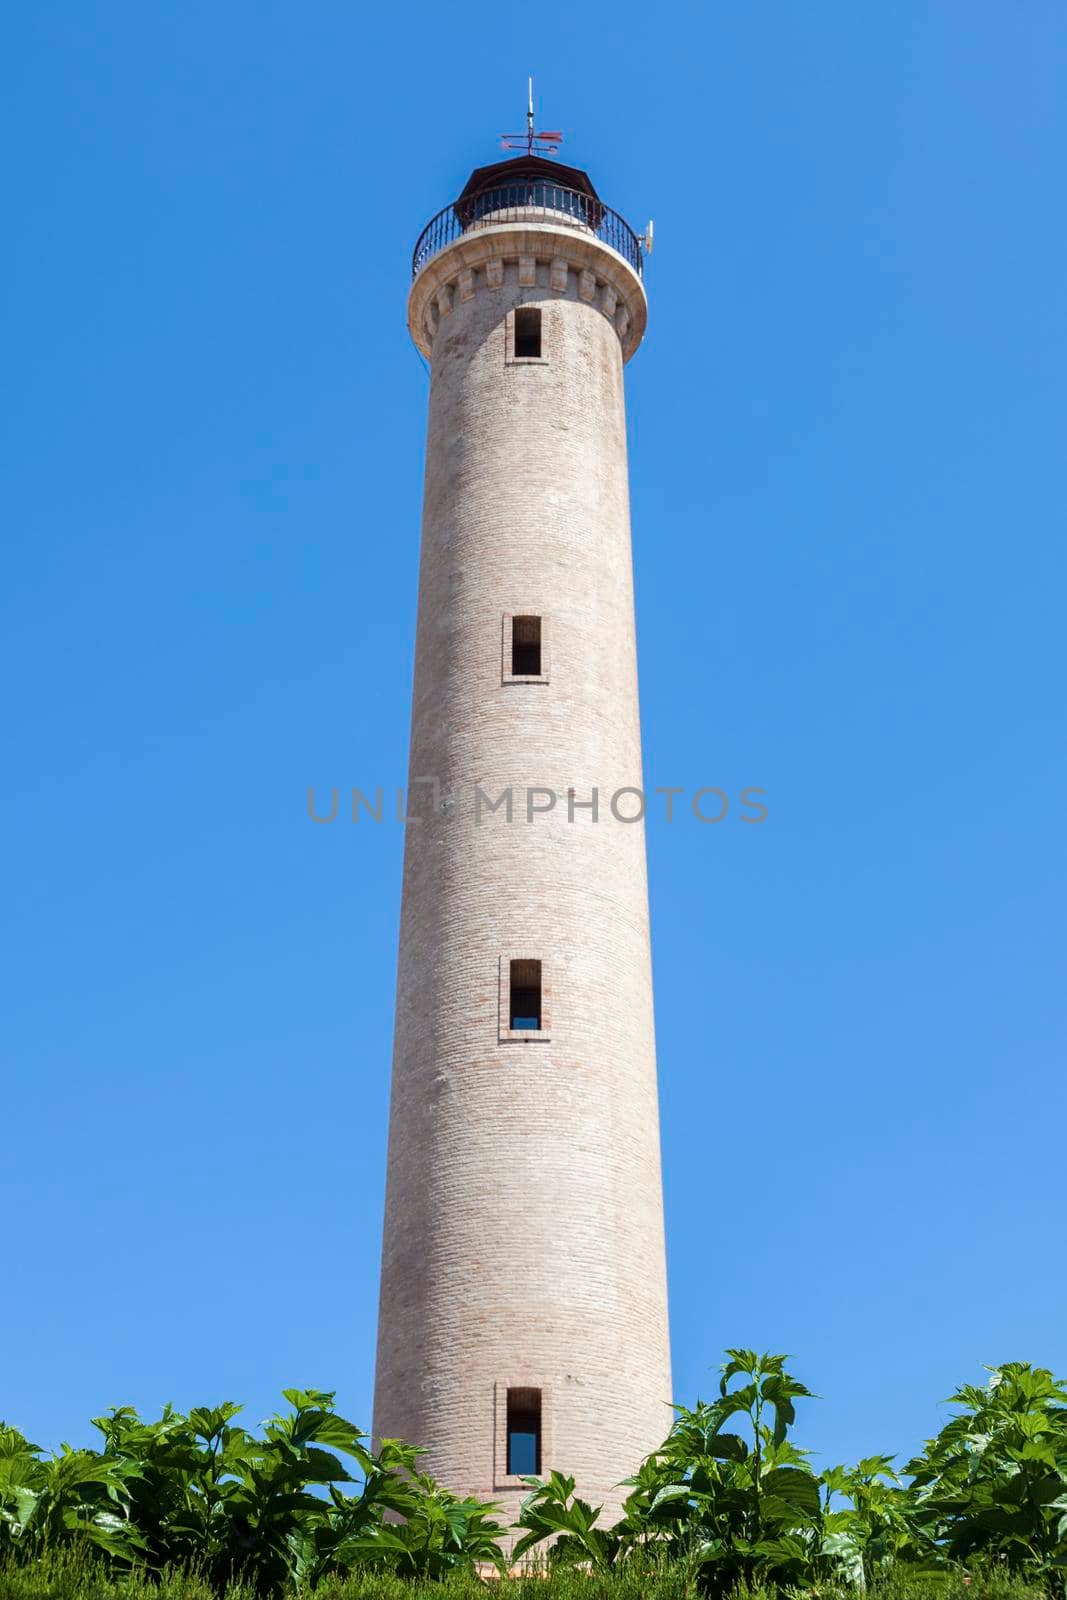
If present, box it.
[0,1393,506,1589]
[512,1353,1067,1598]
[904,1364,1067,1584]
[3,1354,1065,1597]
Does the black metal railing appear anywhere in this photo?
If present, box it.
[412,180,643,278]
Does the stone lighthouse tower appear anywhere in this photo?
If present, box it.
[372,143,671,1524]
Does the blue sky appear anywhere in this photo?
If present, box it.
[2,1,1064,1476]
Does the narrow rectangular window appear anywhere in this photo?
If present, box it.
[506,1387,541,1475]
[514,306,542,359]
[511,615,542,677]
[509,959,542,1031]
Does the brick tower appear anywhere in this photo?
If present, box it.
[372,148,671,1524]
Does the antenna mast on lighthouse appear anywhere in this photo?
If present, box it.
[500,77,562,156]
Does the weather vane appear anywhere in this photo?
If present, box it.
[501,77,562,157]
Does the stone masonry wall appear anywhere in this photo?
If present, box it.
[373,226,672,1528]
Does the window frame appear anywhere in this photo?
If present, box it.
[510,613,543,679]
[508,957,543,1032]
[494,1380,553,1489]
[501,613,551,685]
[513,305,542,359]
[505,302,549,367]
[505,1386,542,1476]
[498,953,552,1043]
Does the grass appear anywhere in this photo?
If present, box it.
[0,1554,1056,1600]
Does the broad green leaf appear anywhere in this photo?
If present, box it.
[761,1465,822,1518]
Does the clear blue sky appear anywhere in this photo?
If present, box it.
[3,1,1064,1477]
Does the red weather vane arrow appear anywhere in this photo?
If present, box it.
[501,77,562,156]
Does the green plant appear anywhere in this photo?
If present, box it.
[2,1393,506,1595]
[904,1364,1067,1592]
[512,1470,624,1572]
[5,1352,1067,1599]
[514,1349,826,1593]
[819,1455,930,1585]
[93,1390,397,1591]
[0,1425,142,1564]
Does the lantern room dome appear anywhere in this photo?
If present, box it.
[454,153,604,229]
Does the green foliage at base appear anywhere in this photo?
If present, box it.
[0,1392,504,1589]
[512,1353,1067,1598]
[3,1353,1066,1596]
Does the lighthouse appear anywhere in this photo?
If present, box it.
[372,133,671,1524]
